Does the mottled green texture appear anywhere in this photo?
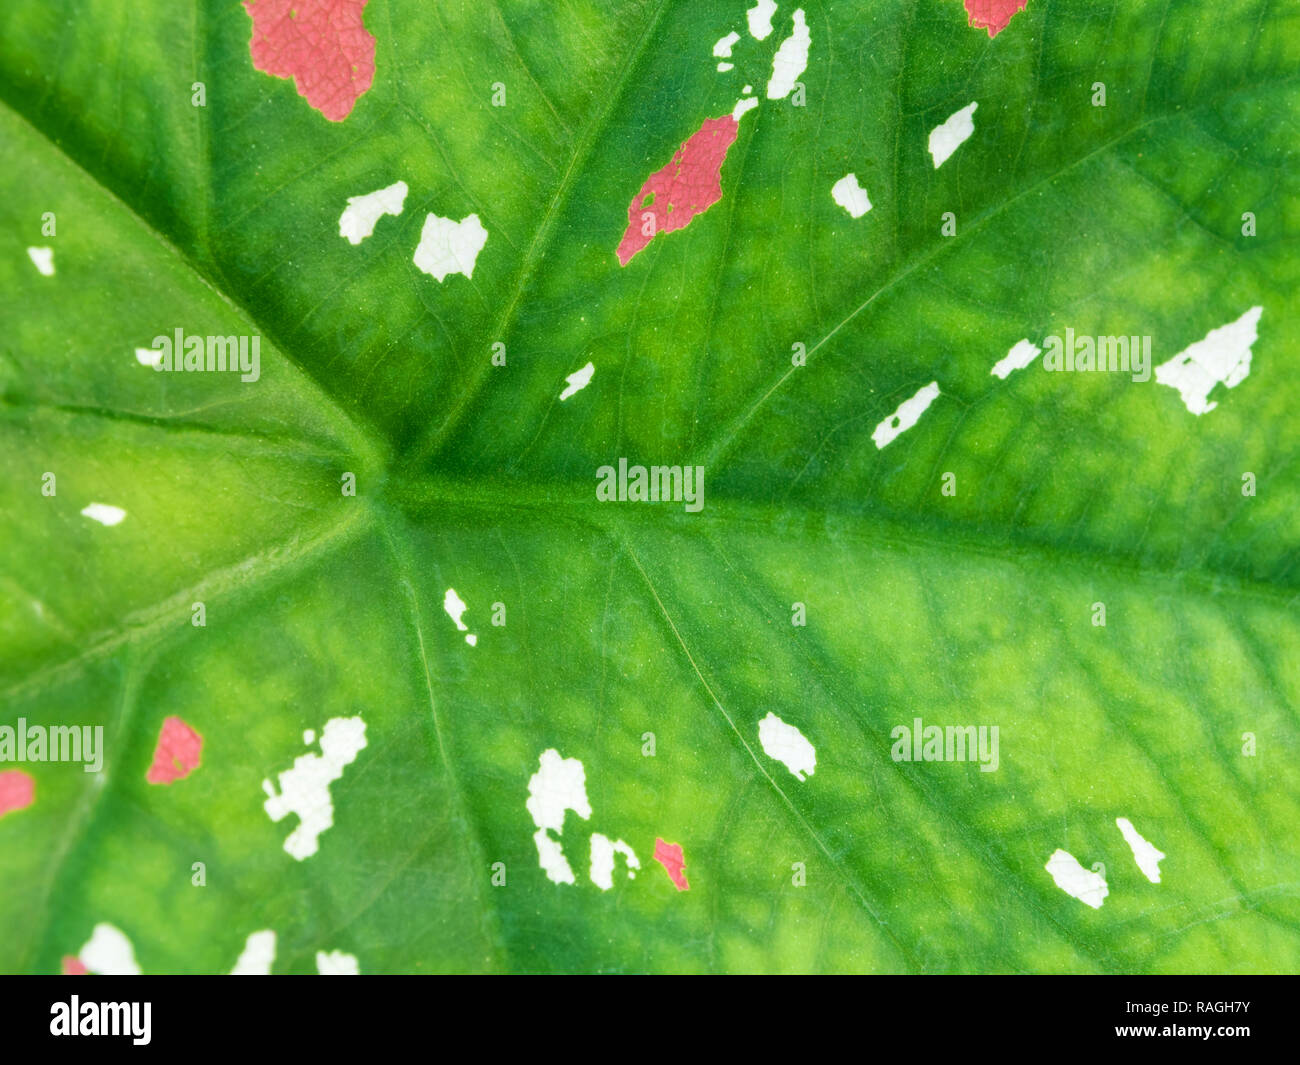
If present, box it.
[0,0,1297,973]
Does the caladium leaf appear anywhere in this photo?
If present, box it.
[0,0,1297,974]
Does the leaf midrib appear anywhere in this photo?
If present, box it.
[388,473,1300,604]
[6,461,1294,711]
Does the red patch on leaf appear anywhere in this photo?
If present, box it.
[616,116,741,266]
[61,956,88,975]
[962,0,1029,36]
[0,769,34,818]
[653,838,689,891]
[243,0,376,121]
[146,717,203,785]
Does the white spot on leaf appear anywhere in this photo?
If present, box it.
[27,246,54,276]
[533,828,576,886]
[757,712,816,781]
[748,0,778,40]
[1154,306,1262,415]
[413,212,488,281]
[443,588,469,628]
[78,923,141,975]
[81,503,126,526]
[526,749,591,885]
[230,930,276,975]
[262,717,367,861]
[1116,817,1166,884]
[338,180,408,245]
[443,587,477,645]
[991,338,1041,379]
[315,949,359,975]
[559,361,594,400]
[1044,849,1108,909]
[713,31,740,58]
[589,833,640,890]
[929,102,978,168]
[526,749,591,833]
[831,173,872,218]
[872,381,940,449]
[766,9,809,100]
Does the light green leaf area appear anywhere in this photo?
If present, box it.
[0,0,1297,973]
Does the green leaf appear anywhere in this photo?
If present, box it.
[1,0,1297,974]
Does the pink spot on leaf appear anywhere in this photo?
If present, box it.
[653,838,689,891]
[146,717,203,785]
[243,0,375,121]
[0,769,34,818]
[61,956,89,975]
[616,116,741,266]
[962,0,1029,36]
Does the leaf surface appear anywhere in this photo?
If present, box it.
[0,0,1297,973]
